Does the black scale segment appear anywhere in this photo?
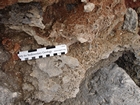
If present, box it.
[25,58,28,60]
[61,52,65,55]
[39,56,43,58]
[46,54,50,57]
[54,53,57,56]
[46,45,55,49]
[28,49,37,52]
[32,57,36,60]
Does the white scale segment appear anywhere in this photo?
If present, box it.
[18,44,67,61]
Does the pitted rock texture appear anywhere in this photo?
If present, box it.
[0,0,140,104]
[86,63,140,105]
[0,0,59,10]
[0,46,9,67]
[116,51,140,87]
[0,68,22,105]
[48,0,126,44]
[0,86,19,105]
[1,0,127,45]
[0,0,17,9]
[0,2,45,29]
[125,0,140,8]
[45,62,140,105]
[123,8,138,33]
[26,55,85,102]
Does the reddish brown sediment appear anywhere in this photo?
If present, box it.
[125,0,140,8]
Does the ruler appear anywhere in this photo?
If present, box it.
[18,44,67,61]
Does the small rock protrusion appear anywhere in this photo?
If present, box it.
[81,0,88,3]
[84,2,95,12]
[123,8,138,33]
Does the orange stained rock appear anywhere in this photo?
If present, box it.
[2,38,13,51]
[12,53,19,61]
[0,0,17,9]
[2,38,20,61]
[125,0,140,8]
[12,43,21,61]
[13,43,21,53]
[10,43,20,61]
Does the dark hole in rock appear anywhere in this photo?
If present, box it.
[115,51,140,87]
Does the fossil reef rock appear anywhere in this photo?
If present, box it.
[0,0,140,104]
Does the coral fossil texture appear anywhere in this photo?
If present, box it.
[0,0,140,104]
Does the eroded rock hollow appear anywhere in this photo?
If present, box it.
[0,0,140,105]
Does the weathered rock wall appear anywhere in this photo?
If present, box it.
[0,0,140,104]
[54,63,140,105]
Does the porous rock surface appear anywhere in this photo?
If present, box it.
[0,0,140,104]
[0,46,9,67]
[79,63,140,105]
[0,85,19,105]
[123,8,138,33]
[116,51,140,87]
[0,0,59,9]
[87,63,140,105]
[27,55,84,102]
[45,62,140,105]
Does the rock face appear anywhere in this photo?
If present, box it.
[0,3,45,29]
[27,55,85,102]
[0,86,19,105]
[0,0,17,9]
[86,63,140,105]
[0,0,140,104]
[116,51,140,87]
[0,69,21,105]
[0,0,59,9]
[84,2,95,12]
[125,0,140,8]
[123,8,138,33]
[0,46,9,67]
[47,62,140,105]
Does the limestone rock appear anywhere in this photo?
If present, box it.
[0,0,17,9]
[0,46,9,67]
[0,0,127,46]
[53,62,140,105]
[123,8,138,33]
[84,2,95,12]
[116,51,140,86]
[1,3,45,29]
[0,69,20,105]
[81,0,88,3]
[60,56,79,69]
[18,0,33,2]
[36,58,63,77]
[125,0,140,8]
[137,7,140,27]
[27,55,85,102]
[86,63,140,105]
[9,25,51,46]
[0,0,59,10]
[0,86,19,105]
[49,0,126,44]
[0,0,140,104]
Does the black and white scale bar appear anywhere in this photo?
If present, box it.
[17,44,67,61]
